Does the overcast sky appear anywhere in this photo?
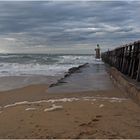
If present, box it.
[0,1,140,54]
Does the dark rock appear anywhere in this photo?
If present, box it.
[49,63,89,88]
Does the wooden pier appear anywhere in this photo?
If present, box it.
[102,40,140,82]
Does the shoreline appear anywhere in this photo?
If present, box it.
[49,63,88,87]
[0,75,59,92]
[0,63,89,92]
[0,63,140,139]
[0,63,94,107]
[0,84,48,107]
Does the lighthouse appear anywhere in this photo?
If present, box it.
[95,44,101,59]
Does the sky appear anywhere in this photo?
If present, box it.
[0,1,140,54]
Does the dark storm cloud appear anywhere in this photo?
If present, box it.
[0,1,140,53]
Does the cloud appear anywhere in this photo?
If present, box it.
[2,38,17,41]
[0,1,140,53]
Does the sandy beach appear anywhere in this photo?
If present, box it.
[0,1,140,139]
[0,64,140,139]
[0,88,140,139]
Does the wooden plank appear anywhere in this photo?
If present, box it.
[128,45,134,76]
[126,45,132,75]
[131,59,136,78]
[131,43,138,79]
[136,43,140,81]
[121,46,127,73]
[136,55,140,81]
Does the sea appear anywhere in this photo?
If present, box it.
[0,54,103,91]
[0,54,101,77]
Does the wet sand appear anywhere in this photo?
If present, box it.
[48,63,113,93]
[0,75,59,91]
[0,84,49,106]
[0,89,140,139]
[0,64,140,139]
[0,86,140,138]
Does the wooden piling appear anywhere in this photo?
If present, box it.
[102,40,140,82]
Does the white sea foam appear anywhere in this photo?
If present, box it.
[4,101,29,108]
[44,104,63,112]
[0,63,78,77]
[99,104,104,108]
[0,54,96,77]
[2,96,127,109]
[25,108,36,111]
[47,97,79,103]
[82,96,126,102]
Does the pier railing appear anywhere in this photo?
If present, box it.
[101,40,140,82]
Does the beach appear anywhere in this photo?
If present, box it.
[0,1,140,139]
[0,87,140,139]
[0,63,140,139]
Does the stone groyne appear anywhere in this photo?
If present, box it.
[49,63,88,87]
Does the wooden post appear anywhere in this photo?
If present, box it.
[136,54,140,81]
[128,44,134,76]
[121,46,127,73]
[101,40,140,82]
[136,42,140,81]
[131,59,136,78]
[126,45,132,75]
[131,42,138,79]
[120,47,125,71]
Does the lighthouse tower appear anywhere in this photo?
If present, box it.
[95,44,101,59]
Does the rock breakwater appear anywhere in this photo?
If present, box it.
[49,63,88,87]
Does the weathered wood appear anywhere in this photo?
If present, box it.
[136,54,140,81]
[136,42,140,81]
[121,46,128,73]
[131,59,136,78]
[127,45,132,75]
[128,58,133,76]
[101,40,140,82]
[131,43,139,79]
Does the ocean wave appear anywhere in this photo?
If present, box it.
[58,55,95,64]
[0,54,103,77]
[0,62,79,77]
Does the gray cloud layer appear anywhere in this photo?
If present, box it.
[0,1,140,53]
